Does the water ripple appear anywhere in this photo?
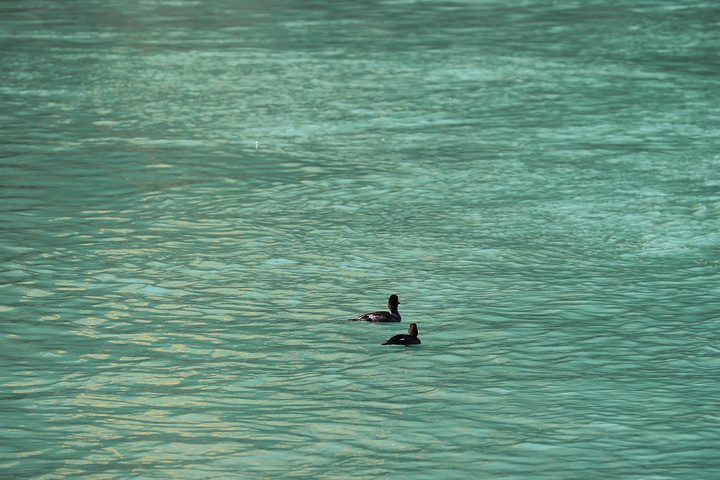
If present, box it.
[3,0,720,478]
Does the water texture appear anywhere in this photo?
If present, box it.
[2,0,720,478]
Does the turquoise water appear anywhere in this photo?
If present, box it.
[2,0,720,478]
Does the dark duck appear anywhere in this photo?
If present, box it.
[383,323,421,346]
[348,294,401,323]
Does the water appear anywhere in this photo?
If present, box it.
[2,0,720,478]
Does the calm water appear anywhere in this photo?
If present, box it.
[2,0,720,478]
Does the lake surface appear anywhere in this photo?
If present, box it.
[2,0,720,478]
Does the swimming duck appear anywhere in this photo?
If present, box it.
[382,323,421,346]
[347,294,401,323]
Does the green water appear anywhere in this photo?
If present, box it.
[2,1,720,478]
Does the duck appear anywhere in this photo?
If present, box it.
[383,323,421,346]
[347,294,401,323]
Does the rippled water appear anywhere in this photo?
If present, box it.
[2,0,720,478]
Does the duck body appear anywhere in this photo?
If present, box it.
[348,294,401,323]
[383,323,421,346]
[355,311,401,323]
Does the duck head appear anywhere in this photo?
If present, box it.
[408,323,418,337]
[387,294,400,312]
